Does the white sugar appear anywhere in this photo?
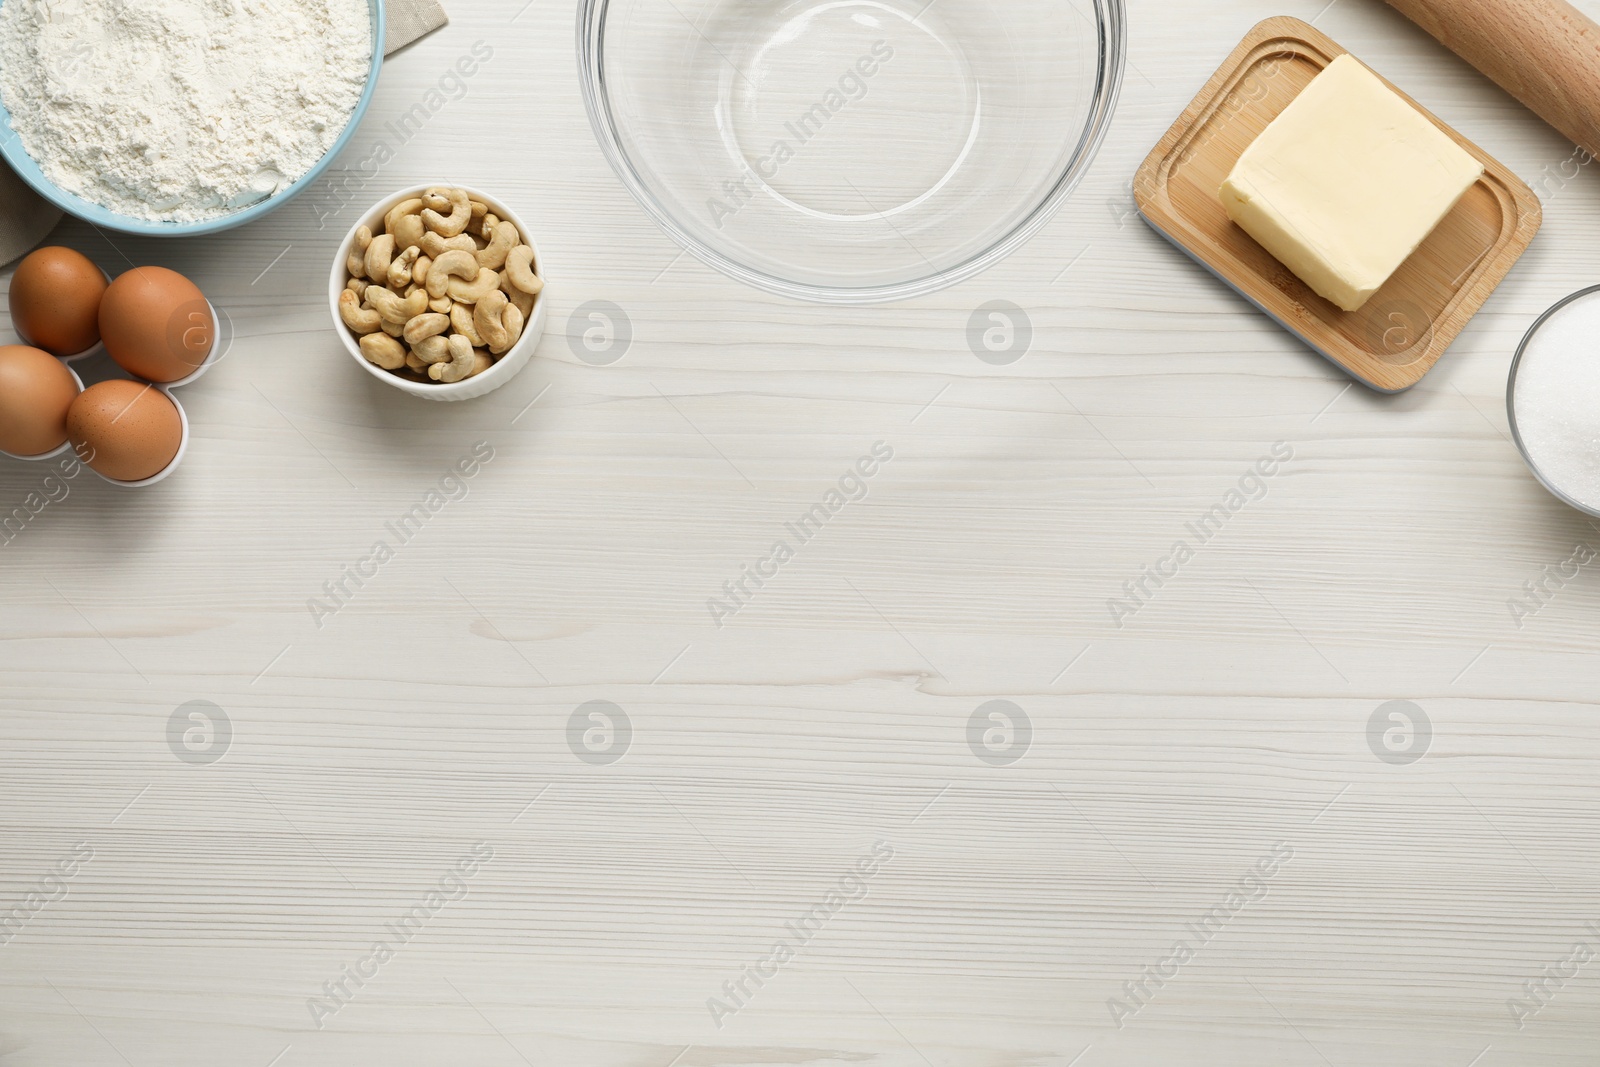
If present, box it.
[1512,290,1600,512]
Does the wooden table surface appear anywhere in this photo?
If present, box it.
[3,0,1598,1064]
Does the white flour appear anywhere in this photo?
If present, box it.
[0,0,370,222]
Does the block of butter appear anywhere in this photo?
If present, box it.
[1219,54,1483,312]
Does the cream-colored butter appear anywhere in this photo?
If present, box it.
[1219,54,1483,312]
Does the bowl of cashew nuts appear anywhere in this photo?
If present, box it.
[329,184,546,401]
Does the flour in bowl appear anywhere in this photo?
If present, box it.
[0,0,371,223]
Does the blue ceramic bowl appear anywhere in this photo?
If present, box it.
[0,0,384,236]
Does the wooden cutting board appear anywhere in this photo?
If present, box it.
[1134,16,1542,392]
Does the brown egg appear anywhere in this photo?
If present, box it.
[98,266,214,383]
[9,247,109,356]
[0,344,81,457]
[67,379,184,482]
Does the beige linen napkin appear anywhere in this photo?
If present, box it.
[386,0,449,53]
[0,0,449,266]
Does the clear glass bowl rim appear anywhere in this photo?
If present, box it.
[575,0,1127,304]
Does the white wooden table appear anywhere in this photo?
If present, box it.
[3,1,1598,1063]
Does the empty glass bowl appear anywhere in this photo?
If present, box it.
[578,0,1125,303]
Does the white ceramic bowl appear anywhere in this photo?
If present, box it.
[330,185,547,402]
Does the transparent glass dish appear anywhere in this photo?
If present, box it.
[578,0,1125,303]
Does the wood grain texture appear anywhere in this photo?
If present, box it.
[1,0,1599,1065]
[1135,17,1542,392]
[1384,0,1600,158]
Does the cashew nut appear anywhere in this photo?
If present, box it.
[380,317,405,338]
[360,332,406,370]
[403,312,450,345]
[385,197,423,235]
[388,246,420,289]
[506,289,534,323]
[470,199,488,220]
[426,250,479,298]
[413,254,432,287]
[429,334,478,382]
[421,187,471,237]
[404,350,428,375]
[428,295,452,314]
[473,212,502,243]
[363,233,395,282]
[504,245,543,295]
[474,291,512,353]
[421,231,478,258]
[338,289,383,334]
[450,301,484,347]
[365,285,428,323]
[448,267,500,305]
[472,292,524,355]
[477,220,518,270]
[412,335,451,364]
[501,301,525,353]
[500,270,535,321]
[346,225,372,279]
[392,213,426,252]
[346,276,365,295]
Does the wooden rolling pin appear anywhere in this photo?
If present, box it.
[1383,0,1600,158]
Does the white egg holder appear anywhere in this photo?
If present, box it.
[330,184,547,402]
[1,300,221,488]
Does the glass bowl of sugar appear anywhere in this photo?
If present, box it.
[1508,285,1600,517]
